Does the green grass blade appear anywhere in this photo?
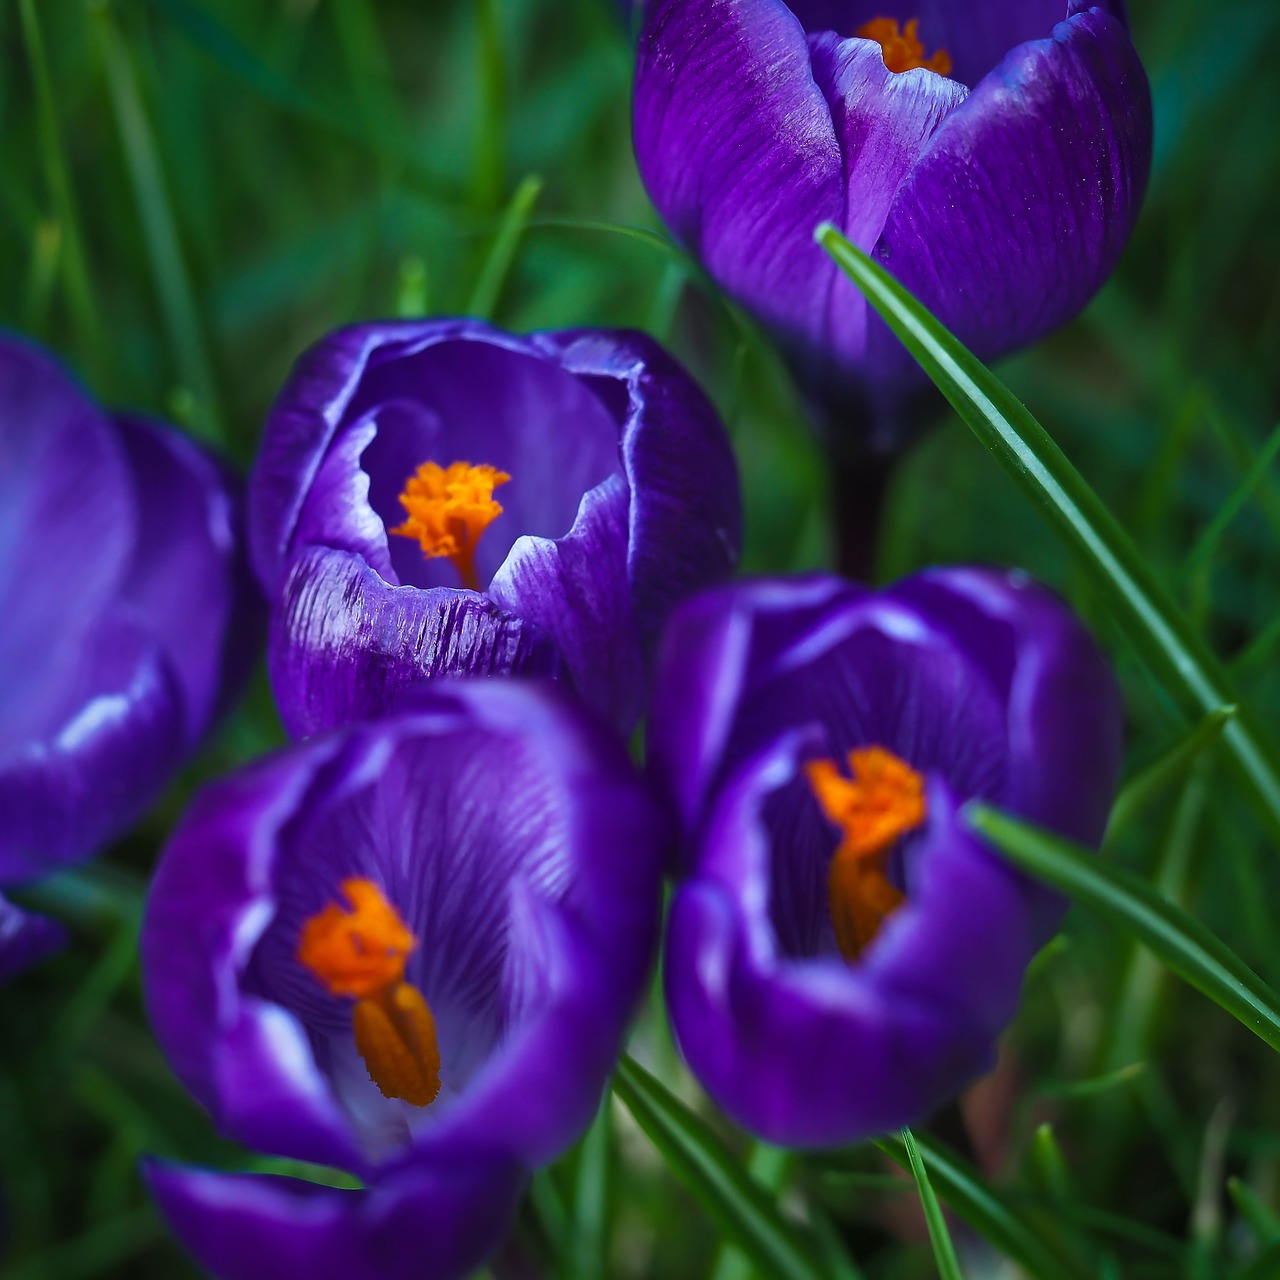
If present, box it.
[1186,421,1280,576]
[901,1127,964,1280]
[613,1058,828,1280]
[710,1144,792,1280]
[873,1132,1092,1280]
[1105,704,1235,844]
[94,6,224,445]
[569,1098,611,1280]
[467,174,543,319]
[967,803,1280,1054]
[1228,1177,1280,1243]
[815,224,1280,847]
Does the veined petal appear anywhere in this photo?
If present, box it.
[268,546,561,739]
[146,1157,526,1280]
[871,5,1152,376]
[634,0,846,364]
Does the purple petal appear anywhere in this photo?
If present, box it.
[113,416,260,743]
[531,329,743,656]
[146,1157,525,1280]
[0,894,65,982]
[0,616,186,881]
[871,5,1152,374]
[0,339,135,734]
[489,476,644,729]
[634,0,845,366]
[268,546,562,739]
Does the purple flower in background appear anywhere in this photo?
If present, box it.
[0,335,258,885]
[142,680,666,1280]
[648,568,1122,1145]
[250,319,741,738]
[634,0,1152,444]
[0,893,65,983]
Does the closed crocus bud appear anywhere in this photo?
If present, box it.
[249,319,741,738]
[648,568,1123,1146]
[0,335,259,886]
[634,0,1152,448]
[142,680,667,1280]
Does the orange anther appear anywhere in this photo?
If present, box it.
[856,17,952,76]
[806,747,926,960]
[389,460,511,592]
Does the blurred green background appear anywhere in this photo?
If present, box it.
[1,0,1279,1276]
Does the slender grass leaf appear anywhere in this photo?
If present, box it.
[872,1132,1092,1280]
[1031,1124,1072,1204]
[901,1127,964,1280]
[94,6,224,444]
[711,1144,792,1280]
[1105,705,1236,844]
[467,174,543,319]
[1228,1177,1280,1243]
[613,1057,828,1280]
[569,1098,612,1280]
[967,803,1280,1054]
[816,224,1280,847]
[1186,421,1280,575]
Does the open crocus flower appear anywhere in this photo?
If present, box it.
[634,0,1152,442]
[0,335,258,885]
[142,680,666,1280]
[0,893,64,984]
[249,319,741,737]
[647,568,1122,1145]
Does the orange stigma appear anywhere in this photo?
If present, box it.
[856,17,952,76]
[389,460,511,592]
[298,878,441,1108]
[806,747,927,961]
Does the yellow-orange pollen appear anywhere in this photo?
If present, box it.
[805,746,927,962]
[389,460,511,592]
[855,17,952,76]
[297,878,441,1108]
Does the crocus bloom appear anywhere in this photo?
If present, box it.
[0,335,258,884]
[142,680,666,1280]
[634,0,1153,439]
[648,568,1122,1145]
[249,319,741,737]
[0,893,64,983]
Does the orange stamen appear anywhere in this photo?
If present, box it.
[389,460,511,592]
[298,878,441,1107]
[856,17,952,76]
[806,747,927,960]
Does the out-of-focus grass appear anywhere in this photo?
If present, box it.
[1,0,1278,1276]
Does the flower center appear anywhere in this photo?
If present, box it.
[298,878,442,1108]
[389,460,512,592]
[855,17,952,76]
[805,746,927,961]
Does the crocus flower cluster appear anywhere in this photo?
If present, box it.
[0,334,257,976]
[250,319,742,737]
[143,681,667,1280]
[648,568,1123,1144]
[634,0,1153,440]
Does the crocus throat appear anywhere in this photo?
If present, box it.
[389,460,512,592]
[855,17,952,76]
[805,747,927,961]
[298,878,442,1108]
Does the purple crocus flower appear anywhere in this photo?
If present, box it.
[0,335,258,885]
[249,319,741,738]
[648,568,1122,1145]
[142,680,666,1280]
[0,893,65,983]
[634,0,1152,442]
